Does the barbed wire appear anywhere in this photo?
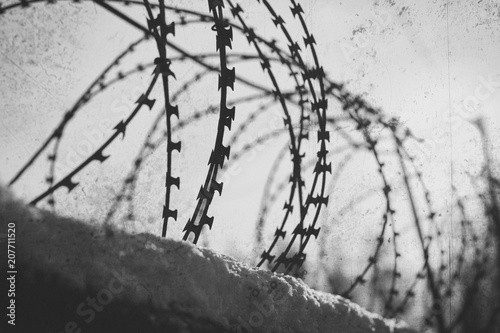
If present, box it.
[2,1,498,332]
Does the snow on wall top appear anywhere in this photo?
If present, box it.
[0,186,415,333]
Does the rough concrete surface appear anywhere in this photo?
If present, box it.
[0,186,414,333]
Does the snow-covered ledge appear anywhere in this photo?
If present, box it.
[0,187,414,333]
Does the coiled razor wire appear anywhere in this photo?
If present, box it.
[2,1,499,331]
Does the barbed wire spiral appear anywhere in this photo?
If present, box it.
[1,0,499,332]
